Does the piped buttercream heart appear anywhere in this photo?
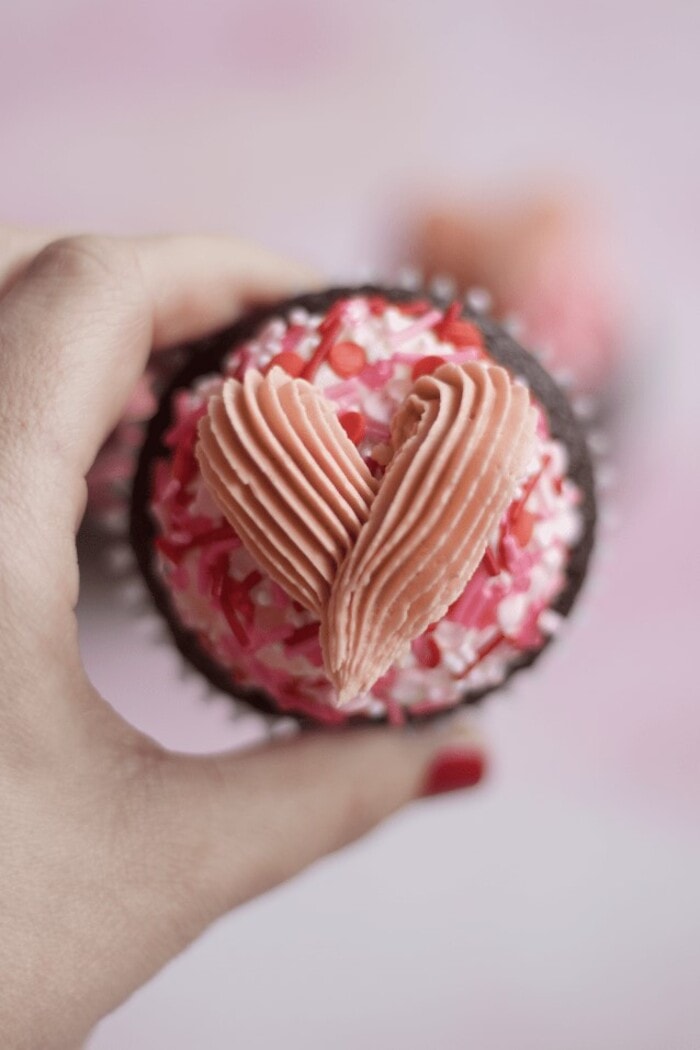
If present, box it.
[196,361,537,704]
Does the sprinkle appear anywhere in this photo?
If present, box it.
[411,635,441,668]
[510,454,552,524]
[220,570,263,645]
[318,300,347,334]
[221,600,249,646]
[439,320,484,348]
[328,340,367,378]
[538,608,564,636]
[171,442,197,488]
[389,310,443,348]
[438,302,463,328]
[155,524,235,565]
[433,302,484,349]
[398,299,432,316]
[411,355,446,380]
[286,622,320,647]
[338,410,367,444]
[497,593,528,636]
[266,350,306,376]
[302,316,343,380]
[367,295,391,317]
[482,547,501,576]
[510,508,536,547]
[452,631,508,680]
[279,324,307,353]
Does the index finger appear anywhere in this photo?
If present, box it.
[0,233,317,490]
[0,224,65,298]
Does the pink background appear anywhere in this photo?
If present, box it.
[3,1,699,1047]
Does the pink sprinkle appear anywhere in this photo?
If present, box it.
[412,634,441,668]
[447,566,491,627]
[383,696,406,726]
[364,419,391,444]
[360,359,395,390]
[388,310,443,348]
[279,324,307,353]
[513,603,546,649]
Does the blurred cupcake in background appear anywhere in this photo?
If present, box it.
[410,189,623,399]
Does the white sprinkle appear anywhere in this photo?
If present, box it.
[465,287,492,313]
[573,394,597,420]
[587,430,609,457]
[99,508,128,534]
[503,313,524,338]
[538,608,565,636]
[396,265,422,289]
[596,464,617,491]
[430,273,456,300]
[497,593,528,635]
[289,307,310,325]
[442,650,466,675]
[104,543,133,573]
[555,368,576,390]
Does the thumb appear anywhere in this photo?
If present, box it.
[158,718,486,920]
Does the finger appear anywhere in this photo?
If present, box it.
[0,224,64,298]
[134,234,319,349]
[157,719,486,922]
[0,234,316,524]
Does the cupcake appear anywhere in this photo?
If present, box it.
[414,191,622,396]
[130,286,596,725]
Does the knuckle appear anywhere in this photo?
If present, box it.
[34,234,141,292]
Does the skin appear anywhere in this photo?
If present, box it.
[0,229,485,1050]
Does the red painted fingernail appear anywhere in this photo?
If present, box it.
[421,747,486,797]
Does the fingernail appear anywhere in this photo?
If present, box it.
[421,746,486,797]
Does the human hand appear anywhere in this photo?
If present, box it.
[0,229,486,1050]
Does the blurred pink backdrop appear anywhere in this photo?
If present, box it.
[3,1,699,1047]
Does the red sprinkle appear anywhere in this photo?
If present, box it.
[511,508,536,547]
[156,524,236,566]
[302,317,342,381]
[266,350,305,377]
[412,635,441,669]
[318,300,347,334]
[286,622,320,647]
[399,299,432,316]
[328,340,367,378]
[440,302,463,327]
[475,631,508,663]
[510,454,552,524]
[367,295,391,316]
[209,553,230,599]
[411,355,446,380]
[439,320,484,348]
[220,601,249,646]
[482,547,501,576]
[453,631,508,680]
[338,410,367,445]
[171,442,197,488]
[433,302,484,349]
[220,571,263,645]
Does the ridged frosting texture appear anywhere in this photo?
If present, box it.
[196,366,376,616]
[197,361,537,704]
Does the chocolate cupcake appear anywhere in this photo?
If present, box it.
[130,286,596,725]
